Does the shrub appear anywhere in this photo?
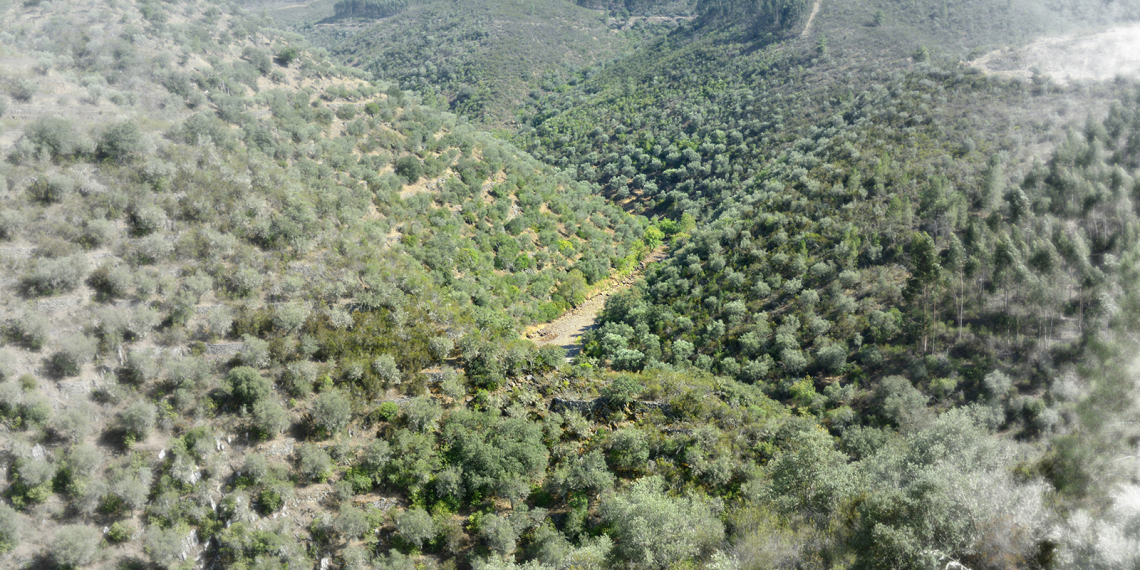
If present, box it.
[0,208,22,240]
[394,155,423,184]
[20,255,87,297]
[403,396,441,433]
[251,399,289,438]
[52,525,101,569]
[257,486,286,514]
[376,400,400,421]
[107,521,133,543]
[96,121,143,162]
[88,264,133,300]
[28,173,75,204]
[119,400,157,440]
[876,376,930,428]
[0,503,19,553]
[11,79,36,102]
[312,389,352,436]
[602,376,643,407]
[336,504,369,540]
[395,507,434,549]
[276,47,300,66]
[46,333,98,378]
[228,366,270,408]
[600,476,724,568]
[296,443,332,483]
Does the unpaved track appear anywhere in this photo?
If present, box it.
[801,0,822,37]
[529,248,667,356]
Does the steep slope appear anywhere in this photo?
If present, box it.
[322,0,646,125]
[0,0,654,567]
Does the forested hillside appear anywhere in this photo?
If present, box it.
[324,0,638,126]
[3,0,1140,569]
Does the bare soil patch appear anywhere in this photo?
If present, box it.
[971,22,1140,84]
[527,248,667,357]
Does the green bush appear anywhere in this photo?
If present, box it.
[107,521,133,543]
[11,79,35,102]
[28,173,75,204]
[276,47,300,67]
[0,209,22,241]
[96,121,144,162]
[296,443,332,483]
[312,389,352,436]
[377,400,400,422]
[118,400,157,440]
[45,333,97,378]
[257,486,286,514]
[0,503,19,553]
[228,366,270,408]
[19,255,87,297]
[395,507,434,549]
[52,525,101,569]
[251,399,290,438]
[600,476,724,568]
[394,155,423,184]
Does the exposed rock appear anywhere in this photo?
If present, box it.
[206,342,244,355]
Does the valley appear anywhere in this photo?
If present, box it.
[2,0,1140,569]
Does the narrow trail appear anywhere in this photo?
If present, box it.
[527,248,668,357]
[801,0,822,37]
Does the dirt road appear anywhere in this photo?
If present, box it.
[801,0,822,37]
[528,248,667,356]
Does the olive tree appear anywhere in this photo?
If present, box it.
[96,120,144,162]
[228,366,270,409]
[118,400,157,440]
[52,525,102,568]
[395,507,434,549]
[251,399,290,438]
[312,389,352,436]
[599,476,724,569]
